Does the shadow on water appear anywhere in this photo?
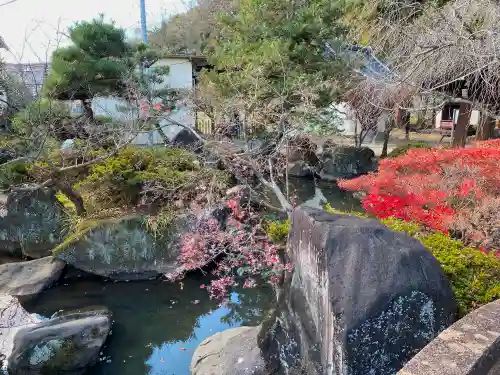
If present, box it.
[21,272,275,375]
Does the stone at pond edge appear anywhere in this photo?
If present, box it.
[0,186,67,258]
[55,207,227,280]
[318,146,377,181]
[0,295,41,368]
[55,215,189,280]
[0,257,65,298]
[260,208,457,375]
[8,307,112,375]
[191,326,274,375]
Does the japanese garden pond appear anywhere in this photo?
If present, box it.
[19,179,358,375]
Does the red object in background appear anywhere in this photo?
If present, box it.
[440,120,453,130]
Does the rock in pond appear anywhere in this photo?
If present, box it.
[318,146,376,181]
[0,257,65,298]
[191,326,274,375]
[7,307,112,375]
[55,209,227,280]
[0,187,67,258]
[260,208,457,375]
[0,295,40,368]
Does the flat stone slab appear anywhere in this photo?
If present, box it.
[0,257,65,297]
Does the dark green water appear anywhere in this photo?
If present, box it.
[20,179,356,375]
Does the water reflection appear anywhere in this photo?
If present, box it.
[260,177,362,211]
[21,273,274,375]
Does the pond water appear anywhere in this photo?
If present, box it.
[20,179,356,375]
[262,177,362,212]
[22,272,275,375]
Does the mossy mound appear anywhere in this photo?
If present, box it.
[387,142,431,158]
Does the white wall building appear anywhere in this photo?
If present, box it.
[69,55,207,146]
[328,102,387,143]
[434,103,480,130]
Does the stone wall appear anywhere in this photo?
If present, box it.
[398,299,500,375]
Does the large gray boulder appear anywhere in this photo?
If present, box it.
[8,307,112,375]
[0,257,65,298]
[55,215,190,280]
[318,146,377,181]
[0,187,67,258]
[261,208,457,375]
[0,295,41,368]
[191,326,274,375]
[55,208,228,280]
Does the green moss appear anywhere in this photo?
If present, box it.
[323,202,369,218]
[380,217,421,236]
[143,205,177,238]
[52,220,99,256]
[55,191,76,211]
[53,215,130,256]
[0,161,29,188]
[79,146,210,207]
[387,142,431,158]
[263,217,291,243]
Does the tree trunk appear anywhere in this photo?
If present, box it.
[381,119,393,158]
[83,99,94,121]
[57,181,86,216]
[452,102,471,148]
[475,114,495,141]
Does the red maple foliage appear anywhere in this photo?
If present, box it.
[338,139,500,248]
[170,198,292,299]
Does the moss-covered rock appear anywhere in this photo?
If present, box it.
[54,205,229,280]
[53,215,187,280]
[7,307,112,375]
[0,187,67,258]
[318,146,377,181]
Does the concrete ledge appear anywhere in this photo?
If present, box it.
[397,299,500,375]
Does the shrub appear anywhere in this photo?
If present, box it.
[338,139,500,247]
[387,141,431,158]
[263,217,290,243]
[79,146,230,208]
[385,220,500,317]
[0,161,29,188]
[174,198,292,299]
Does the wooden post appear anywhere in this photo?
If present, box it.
[452,102,471,147]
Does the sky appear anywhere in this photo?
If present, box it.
[0,0,185,63]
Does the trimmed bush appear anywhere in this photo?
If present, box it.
[0,161,29,188]
[387,223,500,317]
